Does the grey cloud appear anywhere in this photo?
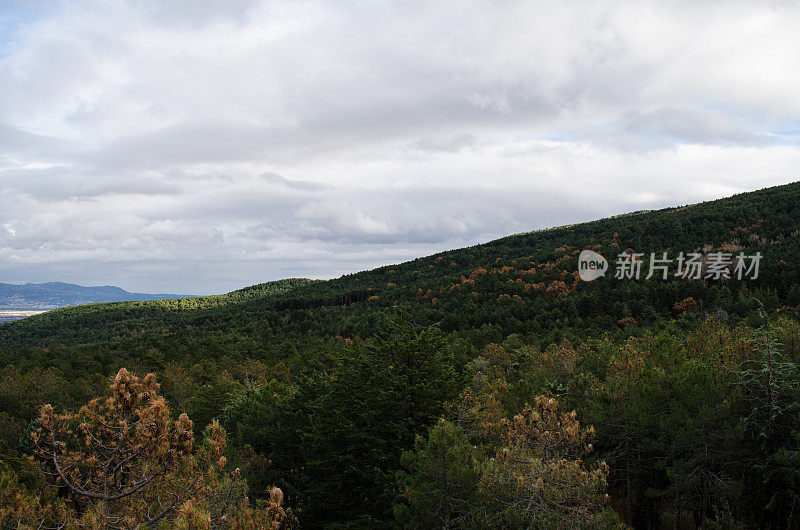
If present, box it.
[257,172,324,191]
[0,166,182,200]
[85,123,284,169]
[569,107,777,153]
[162,186,307,221]
[0,124,77,160]
[620,107,770,146]
[241,186,610,247]
[140,0,259,28]
[83,94,549,171]
[411,134,477,153]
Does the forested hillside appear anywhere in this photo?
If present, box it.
[2,183,800,527]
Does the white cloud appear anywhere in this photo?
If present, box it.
[1,0,799,293]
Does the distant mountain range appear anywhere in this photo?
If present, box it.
[0,282,194,321]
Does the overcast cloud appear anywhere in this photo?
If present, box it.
[1,0,800,293]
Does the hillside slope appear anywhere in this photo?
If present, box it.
[1,182,798,358]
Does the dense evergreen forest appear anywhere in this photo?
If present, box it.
[2,182,800,528]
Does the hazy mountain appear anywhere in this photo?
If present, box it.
[0,281,194,314]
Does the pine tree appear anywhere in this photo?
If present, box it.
[737,307,800,528]
[25,368,295,528]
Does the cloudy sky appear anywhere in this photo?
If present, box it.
[1,0,799,294]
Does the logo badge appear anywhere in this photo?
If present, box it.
[578,250,608,281]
